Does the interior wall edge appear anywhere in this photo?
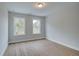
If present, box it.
[8,37,46,44]
[46,37,79,51]
[0,44,8,56]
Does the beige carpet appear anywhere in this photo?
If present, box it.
[4,39,79,56]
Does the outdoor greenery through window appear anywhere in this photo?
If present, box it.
[14,17,25,35]
[33,19,41,34]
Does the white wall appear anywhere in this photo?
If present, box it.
[8,12,46,43]
[46,3,79,51]
[0,3,8,55]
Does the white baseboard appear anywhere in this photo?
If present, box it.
[8,37,45,44]
[8,36,79,52]
[46,37,79,51]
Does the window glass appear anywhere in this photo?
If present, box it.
[14,17,25,35]
[33,19,41,34]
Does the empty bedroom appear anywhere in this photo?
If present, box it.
[0,2,79,56]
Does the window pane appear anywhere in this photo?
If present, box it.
[33,19,41,34]
[14,17,25,35]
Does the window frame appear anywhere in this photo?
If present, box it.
[32,19,41,34]
[13,16,25,36]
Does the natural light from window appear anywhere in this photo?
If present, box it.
[14,17,25,35]
[33,19,41,34]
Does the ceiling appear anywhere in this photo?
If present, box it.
[5,2,77,16]
[5,2,59,16]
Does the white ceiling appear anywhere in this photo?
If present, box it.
[5,2,77,16]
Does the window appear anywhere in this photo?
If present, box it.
[33,19,41,34]
[14,17,25,35]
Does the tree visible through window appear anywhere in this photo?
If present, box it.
[14,17,25,35]
[33,19,41,34]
